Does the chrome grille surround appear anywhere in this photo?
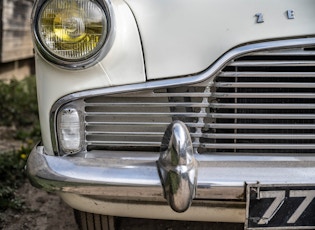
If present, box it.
[51,38,315,155]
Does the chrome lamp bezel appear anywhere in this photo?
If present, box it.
[31,0,115,70]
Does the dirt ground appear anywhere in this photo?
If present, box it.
[0,181,244,230]
[1,181,77,230]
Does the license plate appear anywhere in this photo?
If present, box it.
[245,184,315,229]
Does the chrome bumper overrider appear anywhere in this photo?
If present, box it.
[157,121,198,212]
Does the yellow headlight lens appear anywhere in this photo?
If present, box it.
[38,0,107,60]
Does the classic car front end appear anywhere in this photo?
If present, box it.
[27,0,315,229]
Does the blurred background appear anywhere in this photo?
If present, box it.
[0,0,35,81]
[0,0,34,82]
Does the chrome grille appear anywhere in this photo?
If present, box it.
[84,45,315,154]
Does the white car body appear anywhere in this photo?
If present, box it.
[27,0,315,228]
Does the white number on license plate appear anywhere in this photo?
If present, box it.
[245,184,315,229]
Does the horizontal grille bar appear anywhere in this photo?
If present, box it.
[208,113,315,119]
[85,122,315,129]
[86,121,169,126]
[85,121,206,128]
[198,143,315,150]
[86,102,315,108]
[219,72,315,78]
[87,132,315,140]
[204,124,315,129]
[86,112,207,117]
[191,133,315,139]
[86,113,315,120]
[86,131,163,136]
[252,49,315,56]
[215,83,315,88]
[86,102,209,107]
[210,103,315,109]
[229,60,315,67]
[98,92,212,98]
[213,93,315,98]
[87,141,161,147]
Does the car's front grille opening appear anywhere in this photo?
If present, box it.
[83,44,315,155]
[200,46,315,154]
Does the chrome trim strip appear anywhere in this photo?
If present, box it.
[191,133,315,140]
[87,133,315,139]
[86,121,169,126]
[88,141,161,146]
[86,102,209,107]
[86,131,164,136]
[253,49,315,56]
[50,37,315,154]
[229,60,315,66]
[27,144,315,200]
[219,72,315,77]
[215,82,315,88]
[203,113,315,119]
[202,123,315,129]
[213,93,315,98]
[86,112,206,117]
[209,103,315,109]
[198,143,315,150]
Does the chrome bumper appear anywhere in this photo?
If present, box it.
[27,143,315,203]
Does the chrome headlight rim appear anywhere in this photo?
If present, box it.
[32,0,115,70]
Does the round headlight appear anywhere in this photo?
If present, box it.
[34,0,112,68]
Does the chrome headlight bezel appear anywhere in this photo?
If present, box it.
[31,0,115,70]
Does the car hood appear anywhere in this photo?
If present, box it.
[124,0,315,80]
